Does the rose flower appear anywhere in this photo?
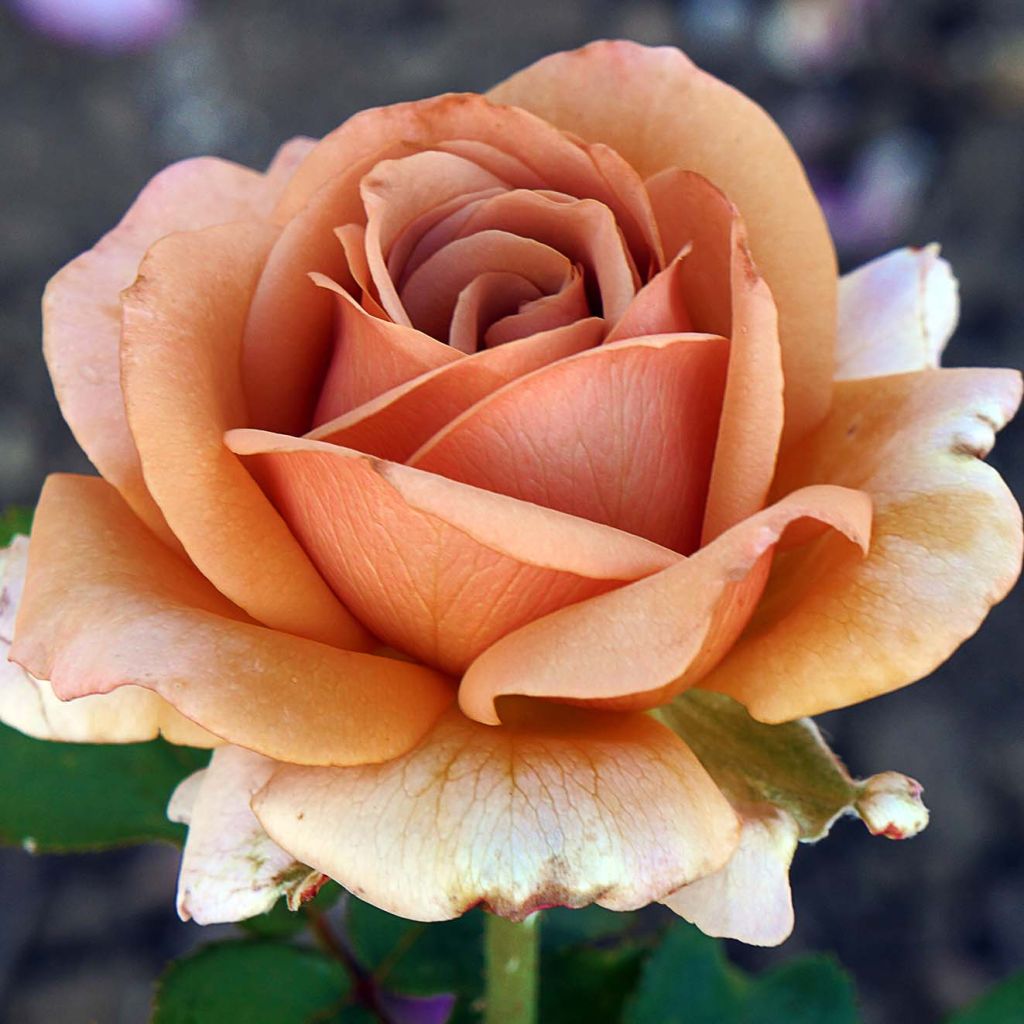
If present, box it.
[1,41,1020,945]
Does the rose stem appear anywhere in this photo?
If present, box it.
[484,912,541,1024]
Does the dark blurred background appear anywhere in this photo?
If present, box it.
[1,1,1022,1021]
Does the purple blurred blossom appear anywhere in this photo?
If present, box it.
[377,989,457,1024]
[9,0,190,52]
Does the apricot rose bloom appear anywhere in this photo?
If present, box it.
[2,42,1020,942]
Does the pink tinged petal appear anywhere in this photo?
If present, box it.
[263,137,318,196]
[43,157,277,545]
[311,275,460,427]
[836,244,958,381]
[252,706,740,922]
[0,535,215,746]
[310,319,602,463]
[458,485,872,724]
[490,40,836,442]
[227,430,679,674]
[400,231,575,340]
[645,170,784,542]
[448,273,544,353]
[662,805,798,946]
[10,475,454,766]
[447,190,639,323]
[410,335,730,552]
[169,746,324,925]
[854,772,929,840]
[361,151,511,325]
[119,223,368,648]
[702,368,1022,722]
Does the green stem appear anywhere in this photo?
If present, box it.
[484,912,540,1024]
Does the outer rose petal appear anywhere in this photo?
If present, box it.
[459,485,871,724]
[169,746,323,925]
[10,475,454,767]
[663,804,799,946]
[228,430,680,673]
[252,706,740,921]
[836,245,958,380]
[410,335,730,552]
[0,536,217,746]
[643,170,783,542]
[120,223,368,649]
[702,368,1022,721]
[488,40,836,442]
[43,150,302,545]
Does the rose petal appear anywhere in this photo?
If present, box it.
[448,272,544,353]
[311,274,460,427]
[400,231,575,339]
[310,318,602,463]
[489,39,836,442]
[120,222,368,648]
[458,485,871,724]
[170,746,322,925]
[644,170,783,542]
[1,536,218,746]
[836,244,958,380]
[43,156,281,544]
[662,804,798,946]
[701,368,1022,721]
[335,224,389,318]
[483,270,590,347]
[227,430,680,674]
[10,474,454,766]
[410,335,729,552]
[361,151,510,324]
[606,252,693,340]
[446,189,639,323]
[252,705,739,921]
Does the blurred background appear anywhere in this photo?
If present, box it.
[1,0,1022,1021]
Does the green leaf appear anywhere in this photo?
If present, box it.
[542,941,649,1024]
[541,905,638,951]
[948,970,1024,1024]
[0,722,207,851]
[658,691,859,839]
[241,883,344,939]
[623,922,748,1024]
[152,940,350,1024]
[747,956,860,1024]
[0,505,32,546]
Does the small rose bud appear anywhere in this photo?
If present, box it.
[855,771,929,840]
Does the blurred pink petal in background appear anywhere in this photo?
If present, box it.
[10,0,190,51]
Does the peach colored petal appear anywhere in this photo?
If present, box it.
[606,253,693,340]
[701,368,1023,721]
[362,151,510,324]
[836,244,958,381]
[448,272,544,353]
[335,224,388,318]
[410,335,729,552]
[663,804,798,946]
[0,535,217,746]
[252,705,739,921]
[263,136,318,195]
[645,170,784,543]
[227,430,679,673]
[400,230,574,339]
[43,157,280,544]
[483,271,590,347]
[311,274,460,426]
[10,475,453,766]
[310,318,602,462]
[119,223,370,649]
[170,746,323,925]
[458,485,871,724]
[489,40,836,442]
[448,190,639,323]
